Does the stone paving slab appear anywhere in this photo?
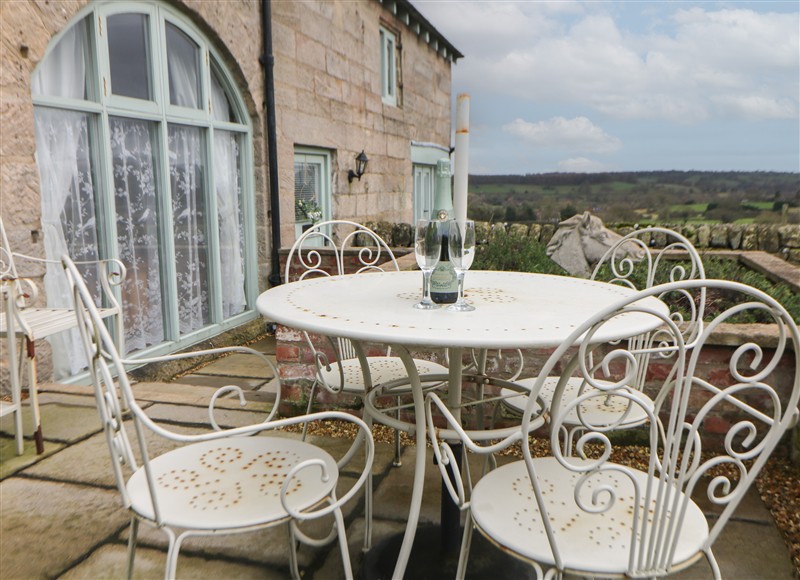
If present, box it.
[248,335,278,355]
[671,518,797,579]
[0,436,65,479]
[194,351,277,380]
[171,374,268,391]
[59,543,286,580]
[0,478,128,579]
[143,402,271,430]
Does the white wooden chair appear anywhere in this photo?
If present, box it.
[501,227,706,450]
[1,217,123,454]
[62,254,373,579]
[429,278,799,579]
[284,219,448,550]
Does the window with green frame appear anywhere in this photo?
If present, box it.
[380,26,399,106]
[30,2,256,379]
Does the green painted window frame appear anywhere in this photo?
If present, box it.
[294,147,332,244]
[380,26,398,106]
[31,0,258,363]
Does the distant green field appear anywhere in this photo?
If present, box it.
[669,203,708,213]
[467,171,797,225]
[743,201,774,210]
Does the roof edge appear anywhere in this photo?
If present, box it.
[377,0,464,62]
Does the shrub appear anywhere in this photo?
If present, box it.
[474,236,799,323]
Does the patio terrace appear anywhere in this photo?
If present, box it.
[1,335,797,579]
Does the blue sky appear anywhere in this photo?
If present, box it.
[413,1,800,174]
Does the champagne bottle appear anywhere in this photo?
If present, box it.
[430,159,458,304]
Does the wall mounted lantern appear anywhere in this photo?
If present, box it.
[348,150,369,183]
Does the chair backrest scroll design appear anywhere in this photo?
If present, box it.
[284,219,399,282]
[284,220,400,392]
[63,255,162,519]
[519,279,799,576]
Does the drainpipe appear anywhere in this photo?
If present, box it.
[261,0,282,286]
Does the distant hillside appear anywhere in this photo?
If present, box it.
[467,171,799,225]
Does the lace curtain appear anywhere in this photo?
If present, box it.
[32,21,96,378]
[169,124,208,333]
[212,75,246,318]
[110,117,165,351]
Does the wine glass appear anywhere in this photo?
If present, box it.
[413,219,442,310]
[447,219,476,312]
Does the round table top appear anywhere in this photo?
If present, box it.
[256,270,667,350]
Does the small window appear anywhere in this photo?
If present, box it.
[380,27,398,106]
[294,149,331,241]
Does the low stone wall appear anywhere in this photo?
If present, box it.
[362,220,800,264]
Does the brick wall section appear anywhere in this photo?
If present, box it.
[275,324,797,454]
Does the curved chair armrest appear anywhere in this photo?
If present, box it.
[279,411,374,521]
[426,391,526,510]
[120,345,281,425]
[304,332,348,394]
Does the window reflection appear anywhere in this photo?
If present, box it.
[166,22,200,109]
[108,13,151,100]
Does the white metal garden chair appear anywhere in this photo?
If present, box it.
[284,219,448,550]
[62,255,374,580]
[1,217,123,454]
[501,227,706,451]
[428,278,799,579]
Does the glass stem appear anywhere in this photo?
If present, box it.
[456,270,466,303]
[422,270,433,303]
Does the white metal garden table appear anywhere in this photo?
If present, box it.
[256,270,668,578]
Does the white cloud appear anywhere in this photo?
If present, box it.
[711,95,798,120]
[426,3,798,123]
[503,117,622,154]
[557,157,611,173]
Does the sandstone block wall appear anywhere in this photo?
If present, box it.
[271,1,453,245]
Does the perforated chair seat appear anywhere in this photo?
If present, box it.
[127,437,337,530]
[470,457,708,576]
[321,357,448,393]
[502,376,654,428]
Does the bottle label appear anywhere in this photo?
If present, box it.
[430,261,458,303]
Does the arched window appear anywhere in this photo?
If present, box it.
[31,2,255,378]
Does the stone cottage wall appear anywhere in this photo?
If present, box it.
[271,1,453,245]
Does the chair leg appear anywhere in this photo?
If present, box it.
[7,333,24,455]
[455,511,475,580]
[705,547,722,580]
[163,528,183,580]
[393,396,402,467]
[363,410,374,553]
[333,505,354,580]
[126,517,139,580]
[301,381,319,441]
[288,521,301,580]
[25,338,44,454]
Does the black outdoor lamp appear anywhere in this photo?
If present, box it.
[348,150,369,183]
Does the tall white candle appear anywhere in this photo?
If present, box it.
[453,93,470,227]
